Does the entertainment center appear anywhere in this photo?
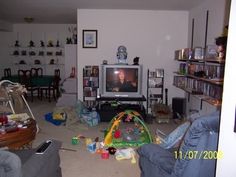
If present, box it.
[96,64,146,122]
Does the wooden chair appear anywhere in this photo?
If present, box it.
[31,68,43,77]
[52,69,61,99]
[4,68,11,77]
[40,69,61,102]
[18,70,39,102]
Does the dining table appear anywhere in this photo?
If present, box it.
[1,75,57,101]
[1,75,55,87]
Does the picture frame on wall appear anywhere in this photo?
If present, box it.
[82,30,97,48]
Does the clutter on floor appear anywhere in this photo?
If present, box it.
[104,110,152,148]
[70,132,137,163]
[65,109,156,164]
[44,99,100,127]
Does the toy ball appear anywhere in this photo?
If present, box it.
[107,147,117,155]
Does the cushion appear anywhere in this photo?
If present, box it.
[138,144,176,174]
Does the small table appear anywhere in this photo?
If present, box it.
[0,119,37,149]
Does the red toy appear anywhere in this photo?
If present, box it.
[114,129,121,138]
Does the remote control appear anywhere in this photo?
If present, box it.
[36,140,52,154]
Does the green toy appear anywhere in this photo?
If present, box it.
[104,110,152,148]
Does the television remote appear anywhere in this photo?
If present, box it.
[36,140,52,154]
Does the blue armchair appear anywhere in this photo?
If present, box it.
[137,112,220,177]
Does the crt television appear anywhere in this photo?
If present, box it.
[100,64,143,98]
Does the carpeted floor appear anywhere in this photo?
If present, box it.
[28,99,178,177]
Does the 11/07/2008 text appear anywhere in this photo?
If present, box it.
[174,150,223,160]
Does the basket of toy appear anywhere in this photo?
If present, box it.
[151,102,172,123]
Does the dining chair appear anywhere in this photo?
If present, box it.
[40,69,61,102]
[4,68,11,77]
[18,70,39,102]
[31,67,43,77]
[53,69,61,99]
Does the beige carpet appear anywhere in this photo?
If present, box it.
[28,99,178,177]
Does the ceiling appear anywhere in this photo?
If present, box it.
[0,0,206,24]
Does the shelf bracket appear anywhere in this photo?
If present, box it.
[200,99,203,110]
[188,92,190,102]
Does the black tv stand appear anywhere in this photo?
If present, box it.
[96,95,146,122]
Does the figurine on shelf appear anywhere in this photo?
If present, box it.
[13,50,19,56]
[47,40,54,47]
[29,40,35,47]
[40,40,45,47]
[50,59,55,64]
[133,57,139,65]
[56,40,60,47]
[55,50,62,56]
[38,51,44,56]
[66,38,73,44]
[14,40,20,47]
[29,51,36,56]
[21,50,27,56]
[117,45,128,64]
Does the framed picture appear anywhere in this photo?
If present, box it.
[82,30,97,48]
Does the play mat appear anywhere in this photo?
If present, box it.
[104,110,153,148]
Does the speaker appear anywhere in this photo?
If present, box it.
[172,97,186,119]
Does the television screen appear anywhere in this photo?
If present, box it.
[100,65,142,98]
[106,68,138,92]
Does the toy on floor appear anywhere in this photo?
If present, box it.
[101,150,109,159]
[115,148,136,164]
[104,110,152,148]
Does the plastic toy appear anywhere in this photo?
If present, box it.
[104,110,152,148]
[72,136,79,145]
[101,150,109,159]
[107,147,117,155]
[87,142,96,153]
[115,148,136,164]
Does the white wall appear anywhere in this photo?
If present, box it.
[77,9,188,103]
[216,0,236,176]
[188,0,226,47]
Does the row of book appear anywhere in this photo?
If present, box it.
[83,87,97,97]
[175,45,219,61]
[173,76,222,99]
[83,66,99,77]
[83,77,99,87]
[177,63,224,79]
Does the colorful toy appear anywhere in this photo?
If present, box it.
[87,142,96,153]
[104,110,152,148]
[101,150,109,159]
[115,148,136,164]
[71,136,79,145]
[107,147,117,155]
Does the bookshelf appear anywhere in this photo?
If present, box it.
[146,69,164,115]
[83,65,99,108]
[173,48,224,108]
